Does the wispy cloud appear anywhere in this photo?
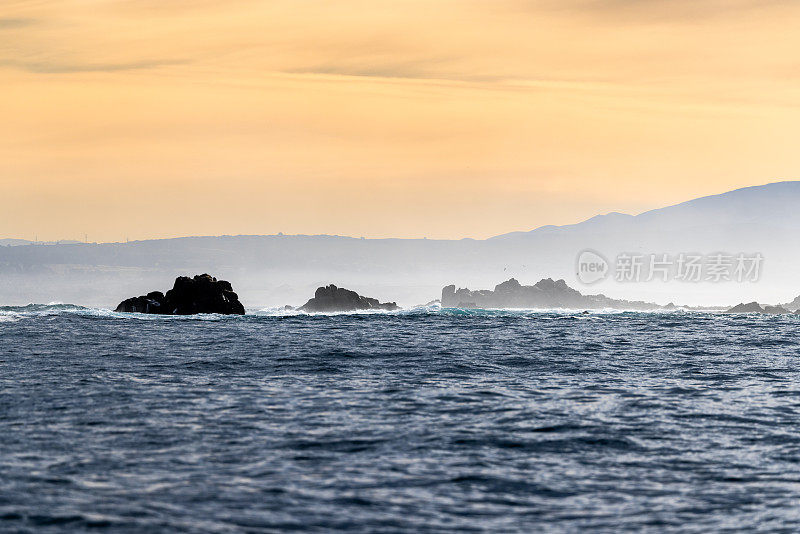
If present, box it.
[285,57,502,84]
[0,58,188,74]
[513,0,794,22]
[0,17,37,29]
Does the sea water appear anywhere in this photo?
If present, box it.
[1,305,799,532]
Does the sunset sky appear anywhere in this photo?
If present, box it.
[3,0,799,241]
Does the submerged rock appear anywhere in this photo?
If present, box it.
[299,285,399,312]
[115,274,245,315]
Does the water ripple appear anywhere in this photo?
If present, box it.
[1,309,799,532]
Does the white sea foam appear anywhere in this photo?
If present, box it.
[0,313,20,323]
[253,306,405,317]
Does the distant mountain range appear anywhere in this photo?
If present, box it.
[0,239,82,247]
[1,181,798,307]
[493,181,800,240]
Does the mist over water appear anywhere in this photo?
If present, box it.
[3,306,800,532]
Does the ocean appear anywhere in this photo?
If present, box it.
[1,305,799,532]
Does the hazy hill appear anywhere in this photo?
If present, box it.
[493,181,800,239]
[1,182,798,308]
[0,239,83,247]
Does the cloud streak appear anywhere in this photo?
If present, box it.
[285,58,503,84]
[512,0,796,23]
[0,58,188,74]
[0,17,37,29]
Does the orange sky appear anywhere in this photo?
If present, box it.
[2,0,799,241]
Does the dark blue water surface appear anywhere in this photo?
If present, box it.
[2,305,800,532]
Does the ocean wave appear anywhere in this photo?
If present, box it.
[3,309,799,532]
[0,303,90,322]
[0,304,791,323]
[252,305,437,317]
[0,303,89,313]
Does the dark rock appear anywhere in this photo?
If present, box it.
[441,278,663,310]
[299,284,399,312]
[763,305,790,315]
[115,291,165,314]
[115,274,245,315]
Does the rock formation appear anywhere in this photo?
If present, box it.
[299,285,399,312]
[725,302,790,314]
[725,302,764,313]
[115,291,167,314]
[441,278,662,310]
[782,295,800,312]
[115,274,245,315]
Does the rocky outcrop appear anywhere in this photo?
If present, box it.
[441,278,662,310]
[782,295,800,312]
[299,285,399,312]
[115,291,167,314]
[725,302,789,314]
[115,274,245,315]
[763,305,790,314]
[725,302,764,313]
